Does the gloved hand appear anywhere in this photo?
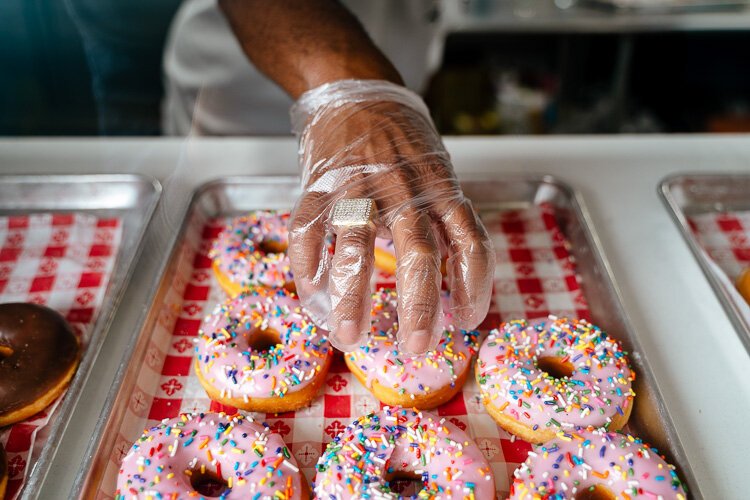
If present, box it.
[289,79,494,354]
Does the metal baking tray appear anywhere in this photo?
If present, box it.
[74,175,701,499]
[660,173,750,354]
[582,0,749,13]
[0,175,161,500]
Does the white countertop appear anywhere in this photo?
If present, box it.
[2,135,749,498]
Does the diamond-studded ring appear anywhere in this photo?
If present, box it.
[331,198,377,228]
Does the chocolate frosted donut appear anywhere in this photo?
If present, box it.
[0,303,81,427]
[0,442,7,498]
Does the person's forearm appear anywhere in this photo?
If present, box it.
[218,0,403,99]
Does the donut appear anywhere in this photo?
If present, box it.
[374,238,447,276]
[211,211,294,296]
[476,317,635,443]
[115,412,309,500]
[510,430,687,499]
[374,238,398,275]
[345,288,478,409]
[313,407,496,499]
[736,266,750,304]
[0,303,81,427]
[0,442,7,499]
[194,287,333,413]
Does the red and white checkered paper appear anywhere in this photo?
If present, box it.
[0,214,123,500]
[689,211,750,281]
[688,210,750,321]
[96,203,590,499]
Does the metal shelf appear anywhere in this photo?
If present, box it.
[443,0,750,33]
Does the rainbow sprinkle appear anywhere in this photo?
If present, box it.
[476,317,635,435]
[115,412,302,500]
[313,407,495,499]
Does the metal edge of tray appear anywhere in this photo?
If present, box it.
[73,174,701,498]
[658,173,750,355]
[0,174,163,500]
[70,175,301,499]
[564,177,702,499]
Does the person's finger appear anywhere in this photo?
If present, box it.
[288,191,332,326]
[439,198,494,330]
[329,223,376,350]
[390,206,443,355]
[328,199,377,351]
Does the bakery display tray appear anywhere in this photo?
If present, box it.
[583,0,749,13]
[0,175,161,500]
[74,175,700,498]
[660,173,750,355]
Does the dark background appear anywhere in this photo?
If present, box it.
[1,0,748,136]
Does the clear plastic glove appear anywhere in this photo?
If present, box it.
[289,79,495,354]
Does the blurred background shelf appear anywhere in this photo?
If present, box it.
[428,0,750,135]
[443,0,750,33]
[1,0,748,136]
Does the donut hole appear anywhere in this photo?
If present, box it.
[0,343,13,358]
[575,484,616,500]
[189,469,228,497]
[537,356,574,379]
[257,240,296,292]
[258,239,288,255]
[385,470,423,496]
[247,327,283,353]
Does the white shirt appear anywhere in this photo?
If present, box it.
[162,0,443,135]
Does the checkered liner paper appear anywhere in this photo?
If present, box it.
[689,210,750,319]
[0,214,123,500]
[98,203,590,499]
[689,210,750,282]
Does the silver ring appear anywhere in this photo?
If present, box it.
[331,198,376,228]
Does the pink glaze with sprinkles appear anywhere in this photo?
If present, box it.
[476,317,635,432]
[115,412,305,500]
[346,288,478,398]
[510,430,687,499]
[210,211,293,289]
[195,287,331,401]
[313,407,495,499]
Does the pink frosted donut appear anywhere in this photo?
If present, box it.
[194,287,332,413]
[115,412,308,500]
[211,211,294,294]
[345,288,478,409]
[313,407,496,499]
[373,238,447,276]
[374,237,398,274]
[510,430,687,499]
[476,317,635,443]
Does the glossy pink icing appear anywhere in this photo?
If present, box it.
[313,407,495,499]
[510,430,687,499]
[211,211,293,289]
[116,412,305,499]
[195,287,331,400]
[346,288,478,397]
[476,317,635,432]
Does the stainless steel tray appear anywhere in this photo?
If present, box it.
[660,173,750,354]
[0,174,161,500]
[74,175,701,499]
[583,0,749,13]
